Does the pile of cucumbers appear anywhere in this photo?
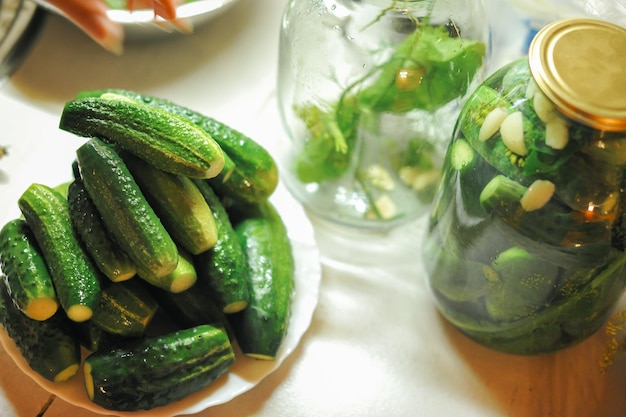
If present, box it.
[0,90,295,412]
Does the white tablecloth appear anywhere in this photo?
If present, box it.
[1,1,626,416]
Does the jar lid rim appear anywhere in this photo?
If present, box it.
[528,18,626,132]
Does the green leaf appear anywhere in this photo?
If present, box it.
[292,21,487,185]
[357,25,486,113]
[294,96,360,183]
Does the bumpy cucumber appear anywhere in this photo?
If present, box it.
[83,324,235,411]
[485,246,559,321]
[75,138,179,280]
[76,89,278,203]
[229,201,295,360]
[91,279,159,338]
[479,175,611,251]
[193,180,250,313]
[0,219,58,321]
[137,247,197,293]
[60,93,225,179]
[123,152,218,255]
[0,280,80,382]
[67,179,137,282]
[147,280,227,330]
[73,320,131,352]
[422,238,489,302]
[18,183,102,322]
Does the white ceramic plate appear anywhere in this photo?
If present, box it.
[0,168,321,415]
[33,0,242,42]
[107,0,243,41]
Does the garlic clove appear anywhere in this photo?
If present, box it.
[366,164,395,190]
[479,107,508,142]
[533,92,557,123]
[545,119,569,150]
[500,111,527,156]
[525,79,539,99]
[520,179,555,211]
[366,194,397,220]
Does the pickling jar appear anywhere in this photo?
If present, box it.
[276,0,490,230]
[424,18,626,355]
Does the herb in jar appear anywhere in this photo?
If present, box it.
[292,17,486,219]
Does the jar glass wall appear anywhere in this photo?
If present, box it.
[424,19,626,355]
[277,0,490,230]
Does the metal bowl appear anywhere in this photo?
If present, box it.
[0,0,46,82]
[107,0,241,41]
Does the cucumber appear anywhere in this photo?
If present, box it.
[75,138,179,280]
[67,179,137,282]
[137,247,197,293]
[73,320,132,352]
[0,280,80,382]
[479,175,612,251]
[91,279,159,338]
[193,180,250,313]
[147,280,227,330]
[83,324,235,411]
[0,219,59,321]
[460,79,613,215]
[75,89,278,203]
[18,183,102,323]
[484,246,559,321]
[122,152,218,255]
[448,138,491,219]
[422,238,490,302]
[449,138,476,172]
[60,93,225,179]
[229,201,295,360]
[550,152,622,213]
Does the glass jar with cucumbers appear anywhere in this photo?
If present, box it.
[424,18,626,355]
[276,0,490,230]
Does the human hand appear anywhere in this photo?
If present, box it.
[36,0,188,54]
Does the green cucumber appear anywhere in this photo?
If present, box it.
[229,201,295,360]
[83,324,235,411]
[137,247,197,293]
[449,138,476,172]
[60,93,225,179]
[75,138,179,280]
[76,89,278,203]
[73,320,132,352]
[18,183,102,322]
[484,246,559,321]
[209,153,277,203]
[448,138,491,218]
[0,280,80,382]
[0,219,59,321]
[479,175,611,251]
[67,179,137,282]
[123,152,218,255]
[147,280,227,330]
[459,79,613,214]
[422,238,490,302]
[193,180,250,313]
[91,279,159,337]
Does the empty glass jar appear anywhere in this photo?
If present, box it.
[276,0,490,230]
[424,18,626,355]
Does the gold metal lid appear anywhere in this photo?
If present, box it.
[528,18,626,132]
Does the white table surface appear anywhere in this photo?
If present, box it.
[1,1,626,416]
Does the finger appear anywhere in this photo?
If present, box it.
[128,0,182,19]
[42,0,124,54]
